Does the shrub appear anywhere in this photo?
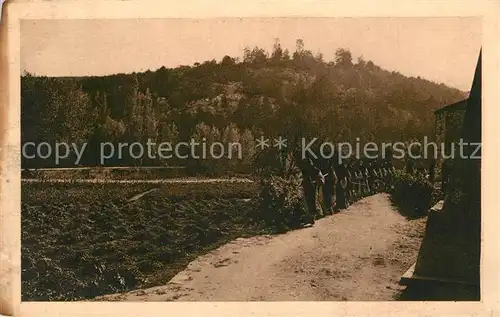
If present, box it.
[258,175,310,232]
[391,171,433,216]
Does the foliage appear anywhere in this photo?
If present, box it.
[257,175,309,232]
[21,39,466,172]
[390,171,434,216]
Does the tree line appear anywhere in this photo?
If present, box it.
[21,39,466,174]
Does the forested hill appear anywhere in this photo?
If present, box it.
[21,40,467,169]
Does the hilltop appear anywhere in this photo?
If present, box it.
[21,40,466,171]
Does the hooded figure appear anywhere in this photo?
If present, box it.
[317,156,335,216]
[335,159,349,210]
[297,156,322,224]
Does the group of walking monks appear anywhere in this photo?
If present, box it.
[297,153,397,226]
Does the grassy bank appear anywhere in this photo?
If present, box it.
[21,181,262,301]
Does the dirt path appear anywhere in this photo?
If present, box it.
[96,193,426,301]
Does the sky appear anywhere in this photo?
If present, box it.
[21,17,481,91]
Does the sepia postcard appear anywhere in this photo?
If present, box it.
[1,1,499,316]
